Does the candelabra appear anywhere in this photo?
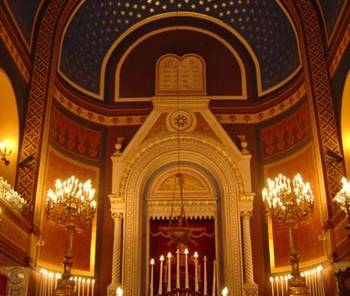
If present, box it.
[262,173,314,296]
[46,176,96,296]
[333,177,350,228]
[150,248,214,296]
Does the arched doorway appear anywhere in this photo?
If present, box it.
[108,98,258,296]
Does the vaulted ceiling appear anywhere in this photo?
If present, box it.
[59,0,300,98]
[3,0,347,103]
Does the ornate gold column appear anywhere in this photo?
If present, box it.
[240,199,258,296]
[112,213,123,284]
[107,198,124,296]
[108,140,126,295]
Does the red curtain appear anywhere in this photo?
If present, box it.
[0,274,7,296]
[149,218,216,294]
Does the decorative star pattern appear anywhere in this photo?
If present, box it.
[60,0,300,95]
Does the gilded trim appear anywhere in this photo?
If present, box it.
[54,82,306,126]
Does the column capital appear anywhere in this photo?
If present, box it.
[239,197,254,215]
[241,210,253,219]
[240,192,255,201]
[109,194,125,216]
[112,212,123,220]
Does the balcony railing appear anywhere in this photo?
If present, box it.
[0,177,27,212]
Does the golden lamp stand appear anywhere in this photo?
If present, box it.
[46,176,97,296]
[262,173,314,296]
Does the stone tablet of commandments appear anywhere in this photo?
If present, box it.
[156,54,206,95]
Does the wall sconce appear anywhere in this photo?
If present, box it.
[0,140,13,166]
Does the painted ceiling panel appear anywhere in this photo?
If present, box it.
[318,0,344,38]
[59,0,300,98]
[5,0,41,48]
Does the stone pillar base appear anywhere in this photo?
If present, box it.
[107,284,118,296]
[243,282,258,296]
[54,279,76,296]
[288,276,310,296]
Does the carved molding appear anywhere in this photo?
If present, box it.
[16,0,67,204]
[0,214,30,253]
[118,135,247,295]
[295,0,346,204]
[53,83,306,126]
[146,200,217,219]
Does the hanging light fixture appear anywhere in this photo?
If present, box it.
[158,41,193,248]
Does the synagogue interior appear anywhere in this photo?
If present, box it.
[0,0,350,295]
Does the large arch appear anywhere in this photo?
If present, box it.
[0,68,19,186]
[341,71,350,176]
[117,135,247,295]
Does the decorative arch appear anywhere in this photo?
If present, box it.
[341,71,350,176]
[0,68,20,186]
[147,164,215,203]
[115,134,250,295]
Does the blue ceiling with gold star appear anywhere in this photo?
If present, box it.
[59,0,300,98]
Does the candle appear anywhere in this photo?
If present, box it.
[221,287,228,296]
[82,278,86,296]
[176,249,180,289]
[270,277,274,296]
[39,271,43,296]
[212,260,216,296]
[158,255,164,295]
[48,272,52,296]
[150,259,155,296]
[42,270,46,296]
[279,276,283,296]
[184,249,189,289]
[116,287,123,296]
[167,252,172,292]
[92,279,95,296]
[87,279,90,296]
[275,276,279,296]
[203,256,208,295]
[77,277,81,296]
[194,252,199,292]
